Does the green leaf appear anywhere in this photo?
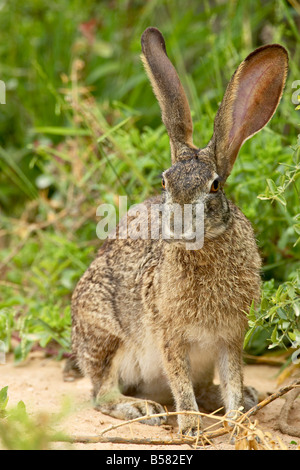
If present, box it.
[274,194,287,206]
[33,127,92,136]
[270,325,278,345]
[0,386,9,412]
[16,401,26,413]
[266,178,277,194]
[243,328,254,348]
[288,331,296,341]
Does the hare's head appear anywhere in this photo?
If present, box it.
[141,28,288,243]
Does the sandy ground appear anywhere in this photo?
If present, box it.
[0,352,299,450]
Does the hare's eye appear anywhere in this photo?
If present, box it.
[210,179,220,193]
[161,177,166,189]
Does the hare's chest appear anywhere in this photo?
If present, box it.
[158,262,247,326]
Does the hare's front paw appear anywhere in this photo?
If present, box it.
[178,414,202,436]
[95,394,167,426]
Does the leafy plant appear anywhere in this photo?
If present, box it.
[245,136,300,358]
[0,386,69,450]
[0,387,9,418]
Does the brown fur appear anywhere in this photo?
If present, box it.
[69,28,288,435]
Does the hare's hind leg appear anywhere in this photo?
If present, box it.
[73,318,166,426]
[63,355,83,382]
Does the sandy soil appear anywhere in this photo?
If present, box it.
[0,352,299,450]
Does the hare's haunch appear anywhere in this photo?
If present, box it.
[69,28,288,435]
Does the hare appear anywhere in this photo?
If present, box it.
[69,27,288,435]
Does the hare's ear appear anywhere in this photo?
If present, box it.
[141,27,197,163]
[211,44,288,182]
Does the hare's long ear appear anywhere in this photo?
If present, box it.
[211,44,288,182]
[141,27,197,163]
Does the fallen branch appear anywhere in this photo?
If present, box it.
[242,378,300,420]
[59,434,198,446]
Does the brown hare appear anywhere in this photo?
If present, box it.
[69,27,288,435]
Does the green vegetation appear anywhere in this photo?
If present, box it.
[0,386,68,449]
[0,0,299,368]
